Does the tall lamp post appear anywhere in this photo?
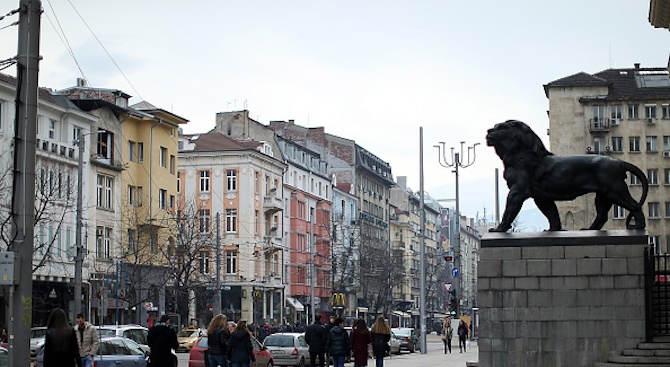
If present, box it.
[434,141,478,316]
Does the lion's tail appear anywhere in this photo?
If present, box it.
[624,161,649,206]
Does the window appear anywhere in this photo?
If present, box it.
[97,175,113,209]
[631,173,641,185]
[649,202,660,218]
[226,250,237,274]
[611,105,622,120]
[199,209,210,233]
[137,142,144,162]
[648,169,659,185]
[592,105,605,125]
[96,227,111,259]
[128,186,142,206]
[663,104,670,119]
[297,234,306,252]
[159,189,167,210]
[629,137,640,152]
[255,172,260,194]
[226,170,237,191]
[48,119,56,139]
[73,126,82,144]
[226,209,237,233]
[169,195,175,212]
[128,229,136,252]
[665,169,670,185]
[628,104,639,119]
[177,172,180,193]
[646,104,657,120]
[200,171,210,192]
[170,155,175,174]
[97,131,113,160]
[160,147,167,168]
[129,141,136,161]
[665,202,670,218]
[199,250,210,274]
[647,136,658,152]
[593,137,606,153]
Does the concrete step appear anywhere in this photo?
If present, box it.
[607,353,670,364]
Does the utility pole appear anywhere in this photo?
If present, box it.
[419,127,427,354]
[74,134,85,317]
[214,212,221,315]
[10,1,41,366]
[310,207,315,324]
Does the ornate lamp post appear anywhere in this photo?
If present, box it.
[434,141,478,315]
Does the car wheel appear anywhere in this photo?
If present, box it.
[410,343,415,353]
[297,357,305,367]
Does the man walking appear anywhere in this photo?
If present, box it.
[75,313,99,367]
[148,314,179,367]
[305,314,327,367]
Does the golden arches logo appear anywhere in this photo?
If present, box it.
[331,293,345,308]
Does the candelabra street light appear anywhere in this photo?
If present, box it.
[433,141,478,316]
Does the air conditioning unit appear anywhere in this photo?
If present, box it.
[611,119,619,126]
[664,151,670,158]
[647,118,656,124]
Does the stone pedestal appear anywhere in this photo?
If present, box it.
[478,230,648,367]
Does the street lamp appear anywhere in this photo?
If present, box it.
[433,141,478,316]
[74,129,106,317]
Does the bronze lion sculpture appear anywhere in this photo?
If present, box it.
[487,120,648,232]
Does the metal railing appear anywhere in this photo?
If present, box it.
[644,247,670,341]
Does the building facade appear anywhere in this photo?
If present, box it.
[545,64,670,252]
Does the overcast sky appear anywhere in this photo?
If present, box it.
[1,0,669,228]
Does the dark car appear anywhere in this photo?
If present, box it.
[391,327,419,353]
[188,334,274,367]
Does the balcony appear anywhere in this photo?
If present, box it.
[589,118,610,133]
[263,188,283,214]
[392,241,405,251]
[263,235,283,252]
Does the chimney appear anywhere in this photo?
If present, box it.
[634,63,640,71]
[76,78,87,87]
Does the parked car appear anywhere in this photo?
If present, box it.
[178,327,204,352]
[98,324,150,354]
[263,332,309,367]
[388,331,401,355]
[391,327,419,353]
[188,334,274,367]
[36,335,165,367]
[0,346,7,367]
[30,326,47,357]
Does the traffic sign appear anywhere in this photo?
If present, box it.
[451,267,459,277]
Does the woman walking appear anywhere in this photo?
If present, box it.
[227,320,256,367]
[207,314,231,367]
[43,308,82,367]
[350,319,372,367]
[441,317,453,354]
[370,316,391,367]
[457,320,468,353]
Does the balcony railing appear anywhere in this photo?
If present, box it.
[263,188,283,214]
[589,118,610,133]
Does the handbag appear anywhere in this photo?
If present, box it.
[441,334,447,341]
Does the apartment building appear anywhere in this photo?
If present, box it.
[178,131,286,324]
[544,64,670,251]
[330,182,360,319]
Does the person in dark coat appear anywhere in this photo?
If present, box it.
[370,316,391,367]
[147,314,179,367]
[207,314,231,367]
[457,319,469,353]
[43,308,82,367]
[326,318,351,367]
[305,314,327,367]
[350,319,372,367]
[227,320,256,367]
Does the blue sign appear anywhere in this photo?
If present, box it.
[451,267,459,277]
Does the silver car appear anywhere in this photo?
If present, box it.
[30,327,47,356]
[98,324,150,354]
[36,335,153,367]
[263,332,310,367]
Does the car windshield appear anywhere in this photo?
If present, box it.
[30,329,46,338]
[178,330,198,337]
[264,336,294,347]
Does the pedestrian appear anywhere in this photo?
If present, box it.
[326,317,351,367]
[305,314,327,367]
[207,314,231,367]
[351,318,371,367]
[227,320,256,367]
[43,308,82,367]
[370,316,391,367]
[441,317,453,354]
[457,320,468,353]
[74,313,99,367]
[147,314,179,367]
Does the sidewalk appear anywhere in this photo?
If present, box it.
[379,334,478,367]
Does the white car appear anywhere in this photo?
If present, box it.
[263,332,310,367]
[30,327,47,356]
[98,324,150,354]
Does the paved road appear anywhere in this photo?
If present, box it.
[177,334,478,367]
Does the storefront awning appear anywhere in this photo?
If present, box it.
[286,297,304,312]
[391,310,411,318]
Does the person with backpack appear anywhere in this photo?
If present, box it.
[207,314,231,367]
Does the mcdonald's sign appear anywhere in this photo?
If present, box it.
[331,293,345,309]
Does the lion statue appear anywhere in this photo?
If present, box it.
[486,119,648,232]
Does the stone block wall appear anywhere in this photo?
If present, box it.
[478,230,648,367]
